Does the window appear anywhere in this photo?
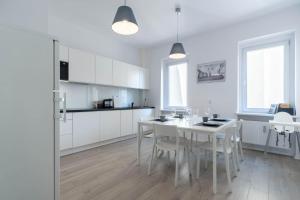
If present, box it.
[239,32,295,113]
[162,61,187,109]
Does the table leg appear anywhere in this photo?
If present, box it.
[213,133,217,194]
[137,124,142,165]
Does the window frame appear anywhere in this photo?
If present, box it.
[161,59,188,110]
[239,32,295,113]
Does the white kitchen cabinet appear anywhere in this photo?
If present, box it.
[120,110,133,136]
[95,55,113,85]
[73,112,100,147]
[69,48,95,83]
[113,60,128,87]
[133,109,154,134]
[100,111,121,140]
[139,68,149,89]
[59,45,69,62]
[60,119,72,136]
[60,135,73,150]
[127,65,140,89]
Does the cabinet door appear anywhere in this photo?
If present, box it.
[95,55,113,85]
[69,48,95,83]
[120,110,133,136]
[73,112,100,147]
[59,45,69,62]
[139,68,149,89]
[100,111,121,140]
[127,65,140,88]
[132,109,154,134]
[60,135,73,150]
[113,60,128,87]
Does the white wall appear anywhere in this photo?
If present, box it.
[48,16,141,66]
[143,5,300,117]
[0,0,48,33]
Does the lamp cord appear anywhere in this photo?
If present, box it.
[176,11,179,42]
[124,0,127,6]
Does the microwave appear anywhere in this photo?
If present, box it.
[103,99,114,108]
[60,61,69,81]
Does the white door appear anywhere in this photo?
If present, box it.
[127,65,140,88]
[95,55,113,85]
[100,111,121,140]
[73,112,100,147]
[69,48,95,83]
[113,60,128,87]
[0,26,57,200]
[121,110,133,136]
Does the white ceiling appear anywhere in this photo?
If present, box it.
[49,0,300,48]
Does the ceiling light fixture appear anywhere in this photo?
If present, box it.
[169,6,186,59]
[112,0,139,35]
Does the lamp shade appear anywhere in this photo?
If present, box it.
[169,42,186,59]
[112,5,139,35]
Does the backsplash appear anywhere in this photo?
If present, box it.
[59,82,148,109]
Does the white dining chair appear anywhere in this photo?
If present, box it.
[195,127,237,191]
[265,112,294,154]
[148,124,191,187]
[216,120,244,164]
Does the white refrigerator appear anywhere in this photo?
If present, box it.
[0,25,60,200]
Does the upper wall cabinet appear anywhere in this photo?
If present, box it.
[69,48,95,84]
[59,45,69,62]
[95,55,113,85]
[59,45,149,89]
[113,60,129,87]
[127,65,140,89]
[139,68,149,89]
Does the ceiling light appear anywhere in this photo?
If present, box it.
[112,0,139,35]
[169,7,186,59]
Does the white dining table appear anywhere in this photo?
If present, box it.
[267,120,300,160]
[137,116,236,194]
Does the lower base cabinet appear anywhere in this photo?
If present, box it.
[100,110,121,140]
[133,109,154,134]
[121,110,133,136]
[73,112,100,147]
[60,134,73,150]
[60,109,154,151]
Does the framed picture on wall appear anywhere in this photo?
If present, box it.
[197,60,226,83]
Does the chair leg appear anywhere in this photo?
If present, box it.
[297,132,300,153]
[204,150,208,169]
[224,152,232,191]
[167,151,170,163]
[238,141,244,161]
[175,150,179,187]
[231,153,237,177]
[196,153,201,179]
[186,146,192,177]
[264,129,272,155]
[148,144,156,175]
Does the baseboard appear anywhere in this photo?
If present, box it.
[60,134,136,156]
[243,142,294,156]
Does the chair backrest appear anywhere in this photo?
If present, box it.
[153,124,178,138]
[223,127,236,147]
[273,112,294,132]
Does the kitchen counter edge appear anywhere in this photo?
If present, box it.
[60,107,155,113]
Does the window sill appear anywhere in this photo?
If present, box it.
[236,112,299,118]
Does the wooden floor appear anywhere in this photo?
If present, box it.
[60,138,300,200]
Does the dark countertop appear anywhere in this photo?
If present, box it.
[60,106,155,113]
